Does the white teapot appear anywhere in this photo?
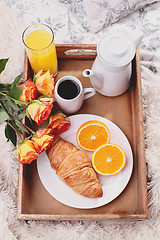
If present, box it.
[83,29,144,96]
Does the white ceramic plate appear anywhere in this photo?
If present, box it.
[37,114,133,209]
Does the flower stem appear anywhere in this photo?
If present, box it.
[22,122,35,134]
[7,121,23,140]
[0,91,28,106]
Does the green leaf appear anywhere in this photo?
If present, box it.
[8,86,23,99]
[25,108,32,122]
[0,95,8,101]
[10,72,23,89]
[15,119,29,134]
[18,105,27,111]
[17,113,26,120]
[5,123,17,146]
[5,124,10,142]
[6,99,20,111]
[0,83,10,91]
[0,58,9,74]
[0,107,9,122]
[10,120,22,135]
[32,73,36,83]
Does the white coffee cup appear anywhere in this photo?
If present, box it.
[54,76,95,114]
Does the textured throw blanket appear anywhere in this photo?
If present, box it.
[1,0,160,239]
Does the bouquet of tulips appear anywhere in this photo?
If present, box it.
[0,58,70,164]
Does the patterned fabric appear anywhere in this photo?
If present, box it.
[71,0,159,32]
[3,0,160,77]
[3,0,160,45]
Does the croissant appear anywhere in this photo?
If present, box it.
[46,135,103,198]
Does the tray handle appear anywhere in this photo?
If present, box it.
[56,44,97,59]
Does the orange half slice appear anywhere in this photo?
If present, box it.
[76,120,111,152]
[92,143,126,176]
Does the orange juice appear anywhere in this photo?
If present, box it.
[23,24,58,76]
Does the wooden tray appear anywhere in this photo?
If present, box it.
[17,44,148,220]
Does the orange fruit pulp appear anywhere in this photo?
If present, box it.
[76,120,111,152]
[91,143,126,176]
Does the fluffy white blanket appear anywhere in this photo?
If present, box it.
[1,0,160,239]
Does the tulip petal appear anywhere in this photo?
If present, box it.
[27,102,40,120]
[32,134,54,153]
[18,79,37,103]
[18,140,38,164]
[35,69,54,97]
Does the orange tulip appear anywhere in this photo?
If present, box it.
[18,78,37,102]
[35,69,54,97]
[32,128,54,153]
[27,100,53,125]
[17,139,38,164]
[48,112,70,134]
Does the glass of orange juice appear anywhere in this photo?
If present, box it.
[22,23,58,76]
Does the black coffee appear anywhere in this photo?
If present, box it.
[57,80,80,100]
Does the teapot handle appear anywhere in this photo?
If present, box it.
[132,31,144,49]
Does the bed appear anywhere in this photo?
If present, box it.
[0,0,160,239]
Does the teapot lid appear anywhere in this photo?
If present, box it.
[97,33,135,66]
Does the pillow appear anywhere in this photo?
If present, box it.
[71,0,158,33]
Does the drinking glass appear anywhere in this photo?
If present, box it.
[22,23,58,76]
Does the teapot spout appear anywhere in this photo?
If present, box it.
[83,68,104,91]
[133,31,144,49]
[83,69,94,78]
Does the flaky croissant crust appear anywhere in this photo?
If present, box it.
[46,136,103,198]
